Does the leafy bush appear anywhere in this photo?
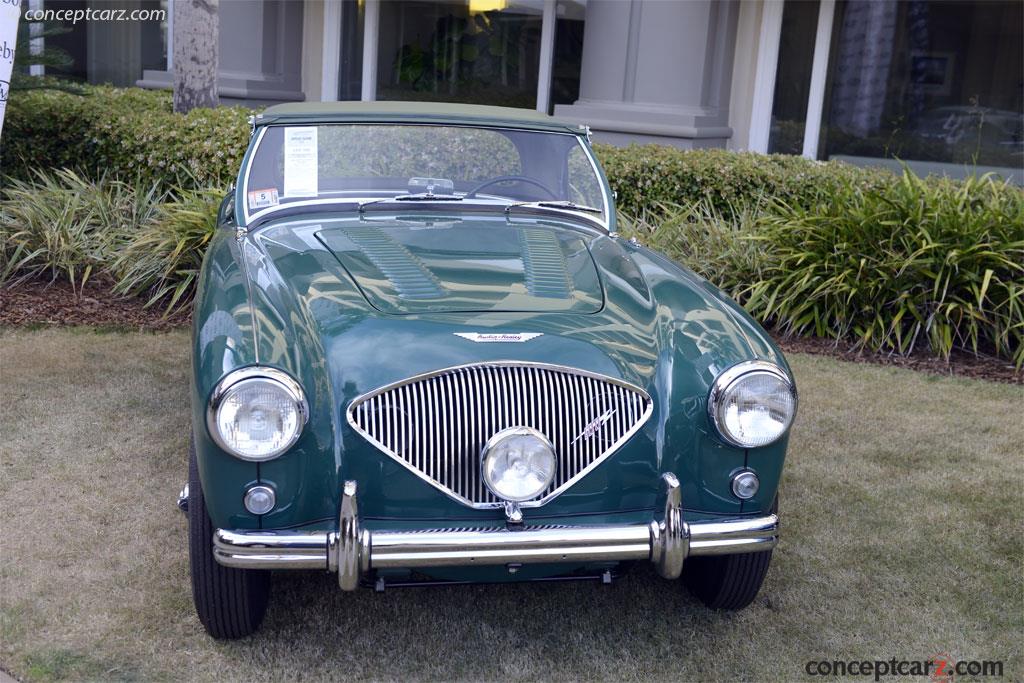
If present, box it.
[112,187,222,313]
[0,170,160,294]
[596,144,891,218]
[628,171,1024,366]
[1,168,221,313]
[1,85,250,190]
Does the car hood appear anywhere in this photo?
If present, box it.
[314,217,604,315]
[246,211,780,394]
[220,211,787,524]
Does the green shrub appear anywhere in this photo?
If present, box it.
[1,167,217,313]
[1,85,250,190]
[0,169,160,294]
[628,171,1024,366]
[596,144,891,218]
[111,186,222,313]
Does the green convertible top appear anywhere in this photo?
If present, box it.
[255,100,588,135]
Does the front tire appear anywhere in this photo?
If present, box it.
[682,497,777,610]
[188,437,270,638]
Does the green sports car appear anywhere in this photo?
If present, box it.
[183,101,796,638]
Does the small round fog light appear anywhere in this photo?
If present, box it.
[482,426,556,502]
[731,471,759,500]
[244,485,276,515]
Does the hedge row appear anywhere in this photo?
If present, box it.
[2,84,890,217]
[1,85,250,190]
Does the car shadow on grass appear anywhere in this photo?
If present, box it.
[199,564,772,679]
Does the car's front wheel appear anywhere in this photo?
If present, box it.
[188,436,270,639]
[681,497,777,610]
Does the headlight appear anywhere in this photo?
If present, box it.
[708,361,796,448]
[207,367,308,461]
[481,427,557,502]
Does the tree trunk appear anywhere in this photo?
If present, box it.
[173,0,219,113]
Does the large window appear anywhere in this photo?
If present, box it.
[819,0,1022,175]
[767,1,820,155]
[763,0,1022,181]
[375,0,543,109]
[38,0,168,86]
[342,0,587,112]
[549,0,586,114]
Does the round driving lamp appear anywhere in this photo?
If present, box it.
[731,470,760,500]
[207,367,309,461]
[709,361,796,449]
[481,427,557,502]
[243,485,277,515]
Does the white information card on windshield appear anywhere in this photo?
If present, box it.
[283,127,318,197]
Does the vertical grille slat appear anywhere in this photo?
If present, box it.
[348,363,652,508]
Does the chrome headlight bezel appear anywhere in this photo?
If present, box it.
[708,360,797,449]
[206,366,309,462]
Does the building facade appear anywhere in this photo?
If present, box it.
[42,0,1024,181]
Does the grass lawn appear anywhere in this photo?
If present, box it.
[1,328,1021,682]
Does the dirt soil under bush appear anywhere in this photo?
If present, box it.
[1,278,1019,384]
[0,278,188,332]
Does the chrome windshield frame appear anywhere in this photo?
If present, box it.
[238,123,612,231]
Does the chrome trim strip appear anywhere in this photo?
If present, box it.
[574,135,612,224]
[345,361,654,510]
[707,360,797,449]
[205,366,310,462]
[211,476,780,583]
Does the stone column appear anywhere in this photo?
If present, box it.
[554,0,739,148]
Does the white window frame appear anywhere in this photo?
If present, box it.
[749,0,836,158]
[747,0,785,154]
[801,0,835,159]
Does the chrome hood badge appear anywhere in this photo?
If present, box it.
[454,332,544,343]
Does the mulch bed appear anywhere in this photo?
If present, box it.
[0,278,188,332]
[1,279,1019,384]
[773,334,1021,385]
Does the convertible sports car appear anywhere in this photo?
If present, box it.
[183,102,797,639]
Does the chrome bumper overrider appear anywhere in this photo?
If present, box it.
[212,474,779,590]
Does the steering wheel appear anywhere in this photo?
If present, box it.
[464,175,558,199]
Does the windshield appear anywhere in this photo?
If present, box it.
[242,124,607,224]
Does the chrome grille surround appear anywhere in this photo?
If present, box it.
[346,361,654,509]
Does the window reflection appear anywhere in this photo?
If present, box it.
[550,0,586,114]
[820,0,1023,175]
[376,0,543,109]
[767,1,820,155]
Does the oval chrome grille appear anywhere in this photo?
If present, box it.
[346,362,653,508]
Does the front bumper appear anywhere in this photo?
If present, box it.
[212,474,779,589]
